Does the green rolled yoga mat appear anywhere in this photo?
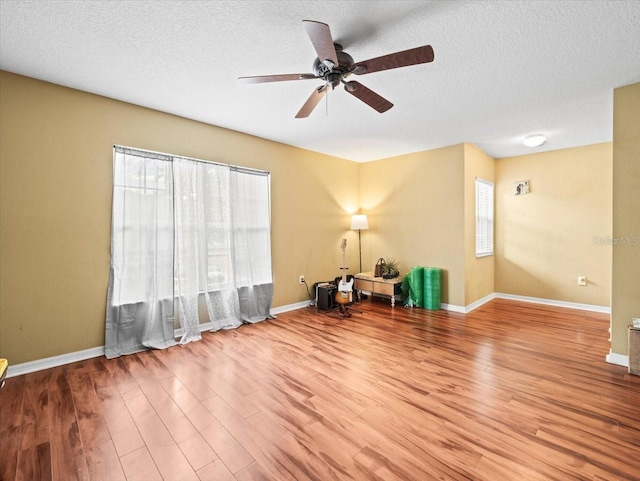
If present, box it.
[409,266,425,306]
[423,267,442,310]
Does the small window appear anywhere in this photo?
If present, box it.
[476,178,494,257]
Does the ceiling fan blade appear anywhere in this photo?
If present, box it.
[302,20,339,66]
[344,81,393,113]
[238,73,318,84]
[295,85,328,118]
[353,45,434,75]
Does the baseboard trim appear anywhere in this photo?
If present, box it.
[494,293,610,314]
[440,303,465,313]
[440,293,497,314]
[7,346,105,378]
[271,300,310,315]
[605,351,629,368]
[463,293,498,313]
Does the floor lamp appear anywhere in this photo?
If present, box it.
[350,214,369,274]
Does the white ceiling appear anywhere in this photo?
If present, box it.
[1,0,639,162]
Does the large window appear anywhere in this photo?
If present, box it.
[107,146,273,356]
[110,146,272,305]
[475,178,494,257]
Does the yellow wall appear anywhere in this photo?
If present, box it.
[495,143,612,307]
[611,82,640,356]
[1,68,629,366]
[0,71,360,365]
[358,142,497,308]
[464,143,495,305]
[359,145,466,306]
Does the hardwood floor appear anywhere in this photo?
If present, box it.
[1,298,639,481]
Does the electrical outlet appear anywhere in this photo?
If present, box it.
[577,276,587,286]
[298,275,305,285]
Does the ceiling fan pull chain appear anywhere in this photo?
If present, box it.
[325,88,329,116]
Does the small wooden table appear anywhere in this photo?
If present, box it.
[355,272,403,307]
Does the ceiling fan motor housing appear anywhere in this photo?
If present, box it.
[313,44,355,87]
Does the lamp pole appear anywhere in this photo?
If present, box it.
[358,228,363,274]
[350,214,369,274]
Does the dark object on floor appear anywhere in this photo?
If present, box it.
[317,284,337,311]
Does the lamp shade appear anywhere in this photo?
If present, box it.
[350,214,369,230]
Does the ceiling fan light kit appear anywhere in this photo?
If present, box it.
[238,20,434,118]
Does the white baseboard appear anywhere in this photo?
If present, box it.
[7,346,105,378]
[494,293,610,314]
[463,293,498,313]
[440,303,465,313]
[271,300,310,315]
[605,350,629,368]
[440,293,496,313]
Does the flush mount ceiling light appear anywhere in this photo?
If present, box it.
[523,134,546,147]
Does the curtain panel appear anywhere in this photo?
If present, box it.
[106,147,273,359]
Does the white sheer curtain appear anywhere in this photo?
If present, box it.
[106,147,273,358]
[174,158,241,344]
[105,149,176,359]
[231,168,273,322]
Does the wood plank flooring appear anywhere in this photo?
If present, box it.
[1,298,639,480]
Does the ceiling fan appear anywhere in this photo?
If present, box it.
[238,20,434,118]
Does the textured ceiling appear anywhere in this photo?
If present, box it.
[1,0,639,162]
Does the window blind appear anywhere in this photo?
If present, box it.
[476,178,494,257]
